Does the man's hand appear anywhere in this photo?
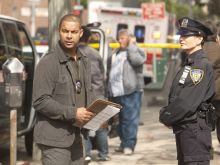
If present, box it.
[129,35,137,45]
[74,107,94,127]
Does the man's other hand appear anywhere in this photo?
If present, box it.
[74,107,94,127]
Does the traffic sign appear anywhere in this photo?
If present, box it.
[141,2,165,20]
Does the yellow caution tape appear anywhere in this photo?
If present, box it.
[137,43,180,49]
[89,43,181,49]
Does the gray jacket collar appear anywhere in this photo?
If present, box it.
[54,41,88,63]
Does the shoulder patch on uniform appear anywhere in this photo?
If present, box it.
[190,69,204,85]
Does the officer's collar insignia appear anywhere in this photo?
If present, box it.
[181,18,188,28]
[190,69,204,85]
[186,58,194,65]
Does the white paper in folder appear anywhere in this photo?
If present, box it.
[83,105,120,131]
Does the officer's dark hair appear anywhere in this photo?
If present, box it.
[203,20,219,42]
[217,21,220,36]
[79,26,91,43]
[201,40,205,46]
[58,14,81,30]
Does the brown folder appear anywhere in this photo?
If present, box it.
[83,99,122,131]
[87,99,122,114]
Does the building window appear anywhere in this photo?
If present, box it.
[134,25,145,43]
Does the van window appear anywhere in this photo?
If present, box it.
[17,24,34,60]
[17,23,35,121]
[0,26,4,44]
[0,25,6,67]
[2,22,22,57]
[134,25,145,43]
[116,24,128,40]
[0,46,6,58]
[17,23,34,80]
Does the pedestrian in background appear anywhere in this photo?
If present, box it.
[32,14,94,165]
[129,34,145,126]
[78,25,110,163]
[107,29,145,155]
[160,17,215,165]
[203,20,220,155]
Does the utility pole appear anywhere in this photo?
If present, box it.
[0,0,2,14]
[48,0,72,49]
[28,0,40,37]
[30,2,36,37]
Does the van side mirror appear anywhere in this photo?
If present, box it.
[2,58,24,108]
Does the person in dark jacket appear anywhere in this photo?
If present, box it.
[159,17,215,165]
[203,20,220,154]
[79,25,110,162]
[32,14,94,165]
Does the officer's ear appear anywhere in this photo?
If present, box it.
[196,36,204,45]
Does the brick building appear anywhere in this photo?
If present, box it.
[0,0,48,37]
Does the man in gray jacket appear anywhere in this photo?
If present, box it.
[32,14,94,165]
[107,29,146,155]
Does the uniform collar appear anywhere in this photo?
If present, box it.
[184,49,206,65]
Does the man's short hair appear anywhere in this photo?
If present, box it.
[58,14,81,29]
[118,29,132,37]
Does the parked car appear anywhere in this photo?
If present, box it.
[23,43,48,58]
[33,39,49,57]
[0,15,40,156]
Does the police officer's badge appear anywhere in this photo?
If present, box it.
[181,18,188,28]
[190,69,204,85]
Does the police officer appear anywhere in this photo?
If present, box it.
[159,17,215,165]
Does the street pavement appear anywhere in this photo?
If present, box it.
[88,105,220,165]
[11,105,220,165]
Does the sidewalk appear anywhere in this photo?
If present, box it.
[14,105,220,165]
[89,106,220,165]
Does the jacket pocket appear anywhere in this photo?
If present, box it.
[123,60,137,92]
[42,120,68,141]
[54,76,70,95]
